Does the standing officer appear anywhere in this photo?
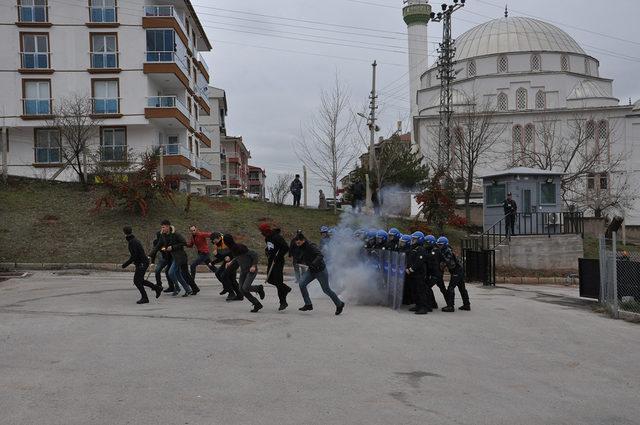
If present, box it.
[290,174,303,207]
[503,192,517,238]
[405,231,429,315]
[437,237,470,312]
[425,234,447,310]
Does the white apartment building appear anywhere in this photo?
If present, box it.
[0,0,217,190]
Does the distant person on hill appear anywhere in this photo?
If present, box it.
[290,174,303,207]
[121,226,161,304]
[318,189,327,209]
[351,179,365,213]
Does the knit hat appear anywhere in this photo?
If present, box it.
[258,223,273,236]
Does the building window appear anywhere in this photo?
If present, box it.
[18,0,48,23]
[21,33,49,69]
[584,58,591,76]
[535,90,546,109]
[89,0,116,23]
[561,55,569,71]
[467,60,476,77]
[498,55,508,73]
[587,173,595,190]
[596,120,609,162]
[146,29,175,62]
[92,80,119,114]
[100,127,126,161]
[22,80,51,115]
[600,173,608,190]
[497,93,508,111]
[91,33,118,68]
[585,120,595,157]
[540,182,556,205]
[512,125,523,164]
[34,128,60,163]
[530,54,541,71]
[486,184,506,206]
[524,124,535,154]
[516,88,527,110]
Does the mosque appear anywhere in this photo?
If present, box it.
[403,1,640,224]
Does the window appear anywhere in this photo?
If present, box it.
[91,33,118,68]
[530,54,541,71]
[587,173,595,190]
[486,184,506,206]
[498,55,508,73]
[21,33,49,69]
[497,92,508,111]
[586,120,595,157]
[22,80,51,115]
[540,182,556,205]
[467,60,476,77]
[524,124,535,154]
[561,55,569,72]
[89,0,116,23]
[584,58,591,76]
[512,125,523,163]
[18,0,47,23]
[146,29,175,62]
[92,80,119,114]
[34,128,60,163]
[100,127,126,161]
[516,88,527,110]
[596,120,609,162]
[535,90,546,109]
[600,173,608,190]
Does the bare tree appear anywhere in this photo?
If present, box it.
[269,173,294,205]
[296,76,358,213]
[46,93,101,186]
[449,97,507,221]
[521,112,635,217]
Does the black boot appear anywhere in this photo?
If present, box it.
[154,285,162,299]
[441,306,455,312]
[278,301,288,311]
[163,286,174,293]
[459,304,471,311]
[415,308,429,315]
[299,304,313,311]
[409,306,418,312]
[335,301,345,316]
[250,303,263,313]
[219,289,228,295]
[257,285,265,300]
[136,298,149,304]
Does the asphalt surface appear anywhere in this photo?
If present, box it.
[0,271,639,425]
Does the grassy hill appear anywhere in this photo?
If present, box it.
[0,178,464,264]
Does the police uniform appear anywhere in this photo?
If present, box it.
[441,246,470,311]
[425,245,448,309]
[405,244,429,314]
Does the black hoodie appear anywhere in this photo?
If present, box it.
[123,234,149,268]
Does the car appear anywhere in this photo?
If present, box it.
[210,188,246,198]
[325,198,342,209]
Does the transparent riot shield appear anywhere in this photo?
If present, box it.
[393,252,406,310]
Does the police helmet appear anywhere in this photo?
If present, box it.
[398,234,411,247]
[388,228,401,239]
[411,231,425,245]
[436,236,449,246]
[320,225,329,234]
[376,230,388,241]
[425,235,437,246]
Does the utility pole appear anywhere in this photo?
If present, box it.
[430,0,465,171]
[159,145,164,179]
[225,159,230,196]
[303,165,308,208]
[365,60,378,209]
[1,127,7,185]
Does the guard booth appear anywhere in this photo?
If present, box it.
[481,167,564,235]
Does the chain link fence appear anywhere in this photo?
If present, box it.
[599,234,640,318]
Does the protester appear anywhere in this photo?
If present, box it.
[318,190,327,210]
[225,234,265,312]
[186,225,215,283]
[290,174,303,207]
[289,229,304,283]
[293,232,345,315]
[151,228,176,293]
[122,226,161,304]
[219,234,243,301]
[350,179,365,213]
[259,223,292,311]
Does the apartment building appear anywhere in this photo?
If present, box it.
[221,135,250,192]
[0,0,216,190]
[248,165,266,200]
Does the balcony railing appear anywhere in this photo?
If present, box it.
[199,126,214,140]
[161,144,191,160]
[144,51,189,77]
[147,96,189,118]
[92,98,120,115]
[90,52,119,69]
[18,5,48,23]
[22,98,52,116]
[143,5,187,37]
[20,52,50,69]
[197,52,209,74]
[89,5,117,23]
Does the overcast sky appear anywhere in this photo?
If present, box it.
[194,0,640,204]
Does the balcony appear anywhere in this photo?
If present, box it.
[194,85,211,115]
[91,98,121,118]
[160,144,204,179]
[196,52,210,82]
[194,157,214,179]
[145,96,193,131]
[21,98,52,120]
[142,6,190,50]
[89,52,120,73]
[17,4,50,27]
[196,126,213,148]
[143,51,190,92]
[19,52,52,74]
[87,4,118,27]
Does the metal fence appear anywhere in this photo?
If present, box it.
[598,233,640,318]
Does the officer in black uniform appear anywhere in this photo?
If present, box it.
[405,231,429,315]
[503,192,517,238]
[438,237,470,312]
[424,235,447,310]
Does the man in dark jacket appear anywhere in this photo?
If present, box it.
[290,175,303,207]
[289,230,304,283]
[293,233,345,315]
[122,226,161,304]
[405,233,429,315]
[225,236,265,312]
[503,192,517,237]
[218,234,244,301]
[351,179,365,213]
[151,229,176,293]
[259,223,292,311]
[149,221,197,297]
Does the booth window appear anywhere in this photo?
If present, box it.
[486,184,506,206]
[540,182,556,205]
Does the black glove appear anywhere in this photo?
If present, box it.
[121,263,127,269]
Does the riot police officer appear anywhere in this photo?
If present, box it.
[424,234,447,310]
[405,231,429,315]
[437,236,470,312]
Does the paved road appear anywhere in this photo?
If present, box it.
[0,271,639,425]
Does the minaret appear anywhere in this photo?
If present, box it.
[402,0,431,145]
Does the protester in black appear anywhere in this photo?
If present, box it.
[151,229,176,293]
[259,223,292,311]
[351,179,365,213]
[122,226,161,304]
[225,235,264,312]
[219,234,243,301]
[289,230,304,283]
[290,174,303,207]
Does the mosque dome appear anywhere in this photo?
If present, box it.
[454,16,586,60]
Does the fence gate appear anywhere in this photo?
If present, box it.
[463,249,496,286]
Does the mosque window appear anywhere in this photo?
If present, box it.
[584,58,591,76]
[516,88,527,110]
[497,93,508,111]
[596,120,609,162]
[586,120,595,158]
[498,55,508,73]
[512,125,523,164]
[530,54,541,71]
[468,60,476,77]
[524,124,535,156]
[535,90,546,109]
[561,55,570,72]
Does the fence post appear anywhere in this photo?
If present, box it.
[612,231,619,319]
